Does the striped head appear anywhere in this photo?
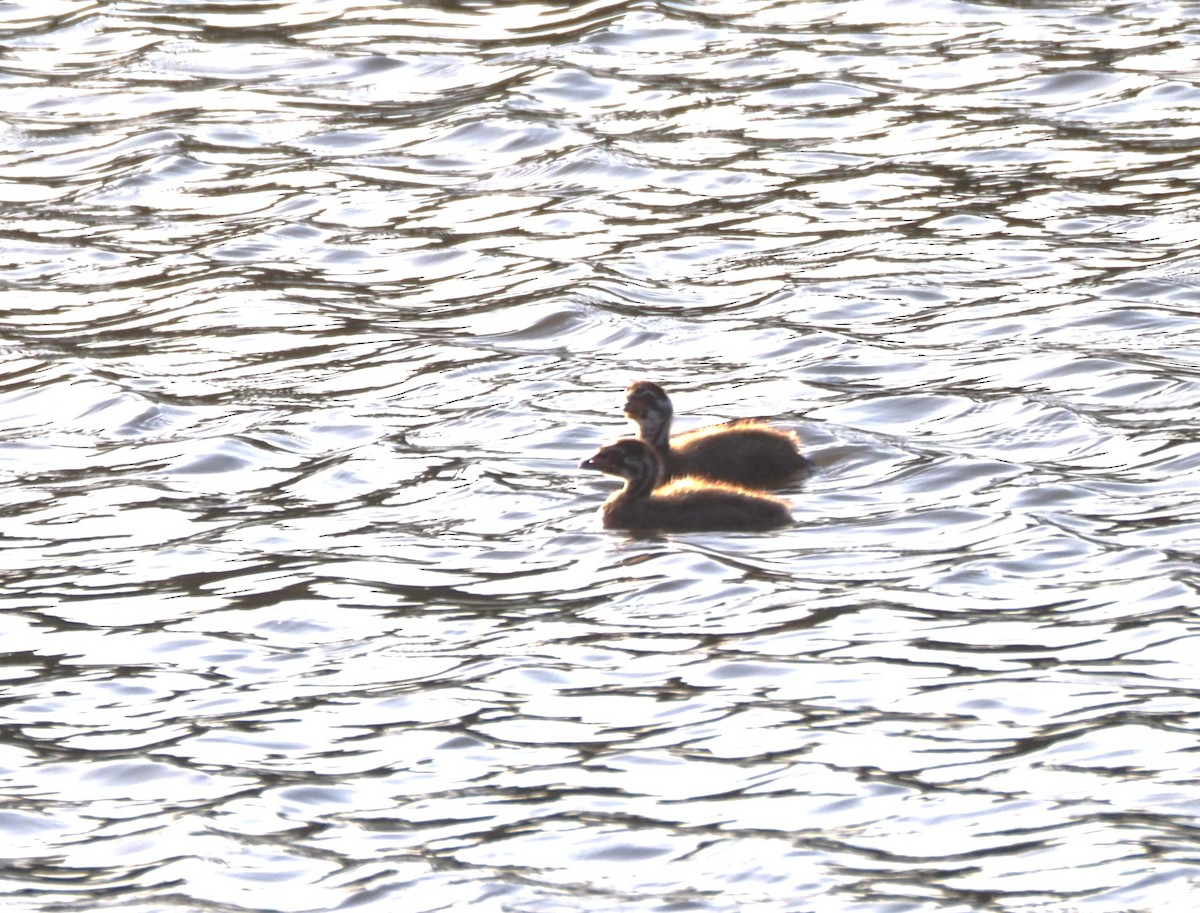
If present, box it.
[623,381,673,446]
[580,438,664,496]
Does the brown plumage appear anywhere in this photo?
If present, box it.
[623,381,808,488]
[579,438,792,532]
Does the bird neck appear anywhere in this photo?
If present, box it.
[621,454,662,500]
[639,407,672,452]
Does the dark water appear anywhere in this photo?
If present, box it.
[3,1,1200,911]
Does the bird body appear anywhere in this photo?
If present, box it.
[580,439,792,533]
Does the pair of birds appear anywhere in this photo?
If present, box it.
[580,381,807,532]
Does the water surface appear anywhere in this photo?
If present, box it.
[3,1,1200,911]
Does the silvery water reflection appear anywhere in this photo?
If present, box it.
[3,0,1200,910]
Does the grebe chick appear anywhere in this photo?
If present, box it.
[624,380,808,488]
[580,438,792,532]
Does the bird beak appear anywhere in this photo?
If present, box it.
[580,452,610,472]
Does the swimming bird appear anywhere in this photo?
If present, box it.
[623,380,808,488]
[580,438,793,532]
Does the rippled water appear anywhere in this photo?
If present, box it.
[4,1,1200,911]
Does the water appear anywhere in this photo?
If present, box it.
[3,1,1200,911]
